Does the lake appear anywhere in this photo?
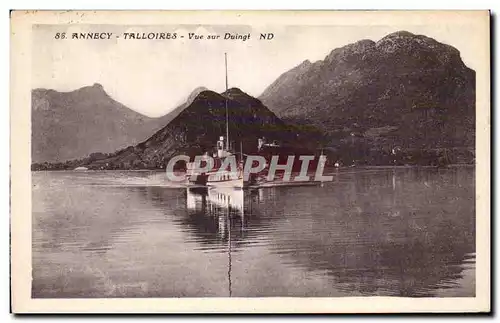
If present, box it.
[32,167,475,297]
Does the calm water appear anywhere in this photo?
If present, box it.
[32,167,475,298]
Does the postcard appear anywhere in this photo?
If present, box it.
[10,10,490,313]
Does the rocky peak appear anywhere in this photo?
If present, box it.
[186,86,209,105]
[325,39,376,62]
[298,59,311,67]
[222,87,253,102]
[224,87,246,95]
[74,82,109,99]
[375,31,464,67]
[258,30,475,150]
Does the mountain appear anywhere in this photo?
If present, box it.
[31,84,205,162]
[82,88,300,170]
[33,30,476,168]
[259,31,475,152]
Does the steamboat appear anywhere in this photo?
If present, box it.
[185,53,328,189]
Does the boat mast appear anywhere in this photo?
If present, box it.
[225,53,230,151]
[227,205,232,297]
[240,141,243,162]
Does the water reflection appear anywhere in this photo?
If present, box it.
[32,168,475,297]
[185,187,246,296]
[160,168,475,296]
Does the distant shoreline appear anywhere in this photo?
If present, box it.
[30,164,475,172]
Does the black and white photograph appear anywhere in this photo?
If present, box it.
[10,10,490,313]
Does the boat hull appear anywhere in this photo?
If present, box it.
[207,178,244,189]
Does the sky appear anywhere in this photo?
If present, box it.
[32,23,481,117]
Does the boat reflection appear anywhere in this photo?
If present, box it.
[32,168,475,298]
[163,168,475,297]
[186,187,246,240]
[186,187,249,296]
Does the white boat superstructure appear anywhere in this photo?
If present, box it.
[206,167,243,189]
